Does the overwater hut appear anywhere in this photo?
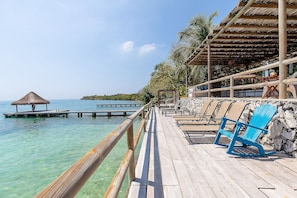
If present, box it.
[11,91,50,112]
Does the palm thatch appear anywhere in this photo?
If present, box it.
[185,0,297,67]
[11,91,50,112]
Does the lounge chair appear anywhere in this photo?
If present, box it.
[161,100,180,115]
[179,101,248,141]
[177,100,233,125]
[213,103,277,157]
[175,100,219,122]
[172,99,212,119]
[161,100,188,116]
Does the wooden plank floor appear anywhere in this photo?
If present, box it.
[128,107,297,198]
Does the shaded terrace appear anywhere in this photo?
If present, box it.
[185,0,297,99]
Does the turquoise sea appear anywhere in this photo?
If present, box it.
[0,99,142,197]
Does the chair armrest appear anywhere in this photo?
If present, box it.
[234,121,268,134]
[221,117,237,123]
[219,117,237,129]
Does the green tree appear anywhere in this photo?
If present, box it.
[170,12,218,89]
[139,85,154,104]
[148,62,175,97]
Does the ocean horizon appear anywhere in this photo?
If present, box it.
[0,99,142,197]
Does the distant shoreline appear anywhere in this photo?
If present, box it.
[81,93,140,101]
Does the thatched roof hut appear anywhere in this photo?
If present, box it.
[11,91,50,112]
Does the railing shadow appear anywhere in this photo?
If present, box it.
[136,107,164,197]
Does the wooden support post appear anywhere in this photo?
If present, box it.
[207,43,212,97]
[143,109,147,132]
[278,0,288,99]
[230,76,234,98]
[127,125,135,181]
[157,91,160,108]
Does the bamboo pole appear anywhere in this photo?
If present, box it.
[207,43,212,97]
[230,77,234,98]
[127,125,135,181]
[278,0,288,99]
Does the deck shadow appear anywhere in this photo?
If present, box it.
[134,107,164,197]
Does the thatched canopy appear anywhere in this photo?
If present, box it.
[185,0,297,67]
[11,91,50,112]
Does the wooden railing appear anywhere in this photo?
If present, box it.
[189,56,297,98]
[36,102,152,198]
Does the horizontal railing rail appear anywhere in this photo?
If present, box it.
[36,102,152,198]
[189,56,297,98]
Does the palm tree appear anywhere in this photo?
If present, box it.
[149,62,175,96]
[170,12,218,88]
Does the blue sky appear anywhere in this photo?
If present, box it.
[0,0,238,100]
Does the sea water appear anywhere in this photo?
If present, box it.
[0,99,142,197]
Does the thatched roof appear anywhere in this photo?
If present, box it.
[11,91,50,105]
[185,0,297,67]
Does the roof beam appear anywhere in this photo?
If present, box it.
[238,1,297,9]
[210,42,277,45]
[186,0,256,65]
[213,38,277,42]
[237,15,297,21]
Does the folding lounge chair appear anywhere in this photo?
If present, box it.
[179,101,248,140]
[213,103,277,157]
[175,100,219,122]
[177,100,233,125]
[161,100,181,115]
[172,99,212,119]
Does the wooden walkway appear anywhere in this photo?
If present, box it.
[3,110,136,118]
[128,107,297,197]
[96,103,141,108]
[3,110,69,118]
[68,110,136,117]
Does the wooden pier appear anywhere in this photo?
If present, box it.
[3,110,137,118]
[68,110,137,117]
[96,103,142,108]
[3,110,69,118]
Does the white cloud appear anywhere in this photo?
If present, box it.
[121,41,134,52]
[139,43,156,56]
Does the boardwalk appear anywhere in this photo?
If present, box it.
[128,107,297,197]
[3,110,69,118]
[3,110,136,118]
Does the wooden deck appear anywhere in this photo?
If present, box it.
[128,107,297,197]
[68,110,136,117]
[3,110,69,118]
[3,110,137,118]
[96,103,141,108]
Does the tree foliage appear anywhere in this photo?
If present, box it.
[81,93,140,101]
[148,62,176,96]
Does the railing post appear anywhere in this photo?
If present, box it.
[230,76,234,98]
[127,124,135,181]
[142,109,147,132]
[278,0,288,99]
[207,42,212,97]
